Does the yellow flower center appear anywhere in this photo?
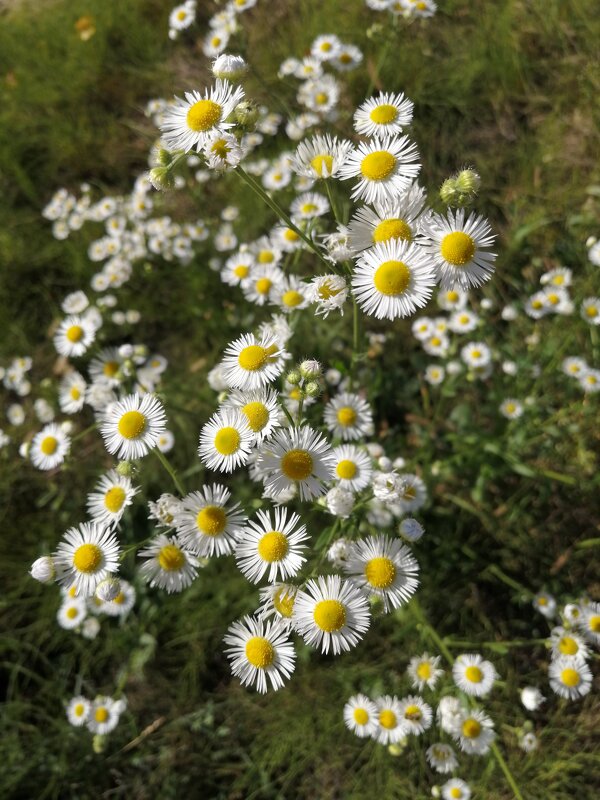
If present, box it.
[273,587,295,617]
[238,345,268,371]
[257,531,289,562]
[214,426,241,455]
[177,10,187,20]
[470,350,482,359]
[211,138,230,159]
[451,790,463,799]
[360,151,396,181]
[372,218,412,243]
[154,544,184,572]
[379,709,397,729]
[462,719,481,738]
[233,264,249,279]
[532,299,543,309]
[113,592,125,604]
[314,599,346,632]
[40,436,58,455]
[404,704,422,721]
[318,280,341,300]
[369,104,398,125]
[586,305,598,317]
[281,449,314,481]
[196,505,227,536]
[310,154,334,177]
[559,637,579,656]
[104,486,126,513]
[257,250,274,263]
[66,607,79,619]
[118,410,146,439]
[505,403,516,414]
[465,665,483,683]
[95,707,109,723]
[245,636,275,668]
[336,459,357,480]
[74,703,85,716]
[255,277,272,295]
[353,707,369,725]
[70,387,81,400]
[103,361,119,377]
[284,229,299,242]
[440,231,476,265]
[373,260,411,295]
[301,203,318,215]
[538,596,548,606]
[242,401,269,432]
[320,41,332,52]
[365,557,396,589]
[561,668,580,687]
[73,543,102,574]
[186,99,222,132]
[282,290,303,307]
[336,406,357,427]
[589,615,600,632]
[416,662,432,680]
[66,325,84,343]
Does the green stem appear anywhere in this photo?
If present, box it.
[72,422,98,442]
[486,564,533,598]
[153,448,186,496]
[491,742,525,800]
[445,639,547,649]
[281,403,296,428]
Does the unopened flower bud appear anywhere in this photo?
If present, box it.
[304,381,321,397]
[148,167,175,192]
[234,100,259,128]
[456,168,481,195]
[299,359,322,379]
[30,556,55,584]
[96,577,121,602]
[116,461,136,477]
[286,370,301,386]
[440,178,459,206]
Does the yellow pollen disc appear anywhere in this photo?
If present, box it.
[66,325,84,343]
[404,486,416,500]
[559,637,578,656]
[66,607,79,619]
[301,203,318,214]
[196,505,227,536]
[586,306,598,317]
[365,557,396,589]
[353,708,369,725]
[238,345,268,371]
[40,436,58,455]
[459,314,470,324]
[255,277,272,295]
[404,704,422,721]
[320,41,332,52]
[462,719,481,738]
[369,104,398,125]
[242,401,269,432]
[450,790,463,799]
[214,426,241,455]
[211,36,221,47]
[360,151,396,181]
[158,544,185,572]
[532,300,543,309]
[372,218,412,243]
[505,403,516,414]
[211,138,230,159]
[430,337,441,346]
[245,636,275,668]
[103,361,119,377]
[95,707,109,723]
[104,486,126,513]
[465,665,483,683]
[73,543,102,574]
[265,343,279,361]
[315,93,328,105]
[257,531,289,562]
[273,588,295,617]
[379,709,397,729]
[471,350,482,359]
[417,662,432,680]
[440,231,476,266]
[233,265,249,279]
[547,293,559,305]
[336,459,357,480]
[589,615,600,632]
[339,53,352,64]
[289,387,301,401]
[70,388,81,400]
[561,668,580,687]
[313,599,346,632]
[538,597,548,606]
[118,410,146,439]
[281,449,313,481]
[318,280,340,300]
[186,99,222,132]
[68,586,78,598]
[336,406,357,427]
[284,229,299,242]
[258,250,274,264]
[282,290,303,307]
[177,10,187,19]
[74,703,85,716]
[373,260,411,296]
[113,592,125,604]
[447,290,459,301]
[310,154,334,177]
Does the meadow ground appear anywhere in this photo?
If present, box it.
[1,0,599,798]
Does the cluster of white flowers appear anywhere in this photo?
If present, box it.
[65,694,127,737]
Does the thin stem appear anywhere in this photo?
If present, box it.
[153,448,186,496]
[444,639,547,649]
[486,564,533,598]
[72,422,98,442]
[281,403,296,428]
[490,742,525,800]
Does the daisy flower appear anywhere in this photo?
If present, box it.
[235,507,308,584]
[198,408,253,473]
[499,399,523,419]
[53,315,97,358]
[331,444,373,491]
[581,297,600,325]
[425,365,445,385]
[324,392,373,441]
[580,601,600,645]
[422,209,496,291]
[353,91,414,137]
[66,696,91,727]
[257,426,335,501]
[352,239,436,320]
[88,347,123,387]
[452,709,495,756]
[461,342,492,369]
[86,470,138,529]
[548,656,592,700]
[271,276,311,313]
[258,583,299,624]
[519,732,539,753]
[297,76,341,114]
[347,185,428,252]
[549,626,589,660]
[58,371,87,414]
[87,697,122,735]
[339,135,421,205]
[290,192,329,221]
[372,695,405,745]
[448,309,479,334]
[397,695,432,735]
[30,423,71,470]
[344,535,419,612]
[223,615,295,693]
[452,653,497,697]
[174,484,246,557]
[441,778,471,800]
[221,332,285,390]
[562,357,587,378]
[57,597,87,630]
[242,264,285,306]
[344,694,378,738]
[396,473,427,513]
[309,274,348,318]
[203,131,244,171]
[222,387,280,442]
[138,533,199,593]
[579,368,600,393]
[100,393,167,459]
[54,522,120,597]
[332,44,363,72]
[407,653,444,690]
[222,251,254,286]
[426,743,458,774]
[160,80,244,153]
[311,33,342,61]
[533,591,556,618]
[100,579,136,616]
[292,134,353,179]
[293,575,370,655]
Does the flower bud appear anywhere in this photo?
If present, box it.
[439,178,459,206]
[286,370,301,386]
[96,577,121,602]
[116,461,136,477]
[234,100,259,128]
[456,168,481,194]
[299,359,322,379]
[304,381,321,397]
[30,556,55,584]
[148,167,175,192]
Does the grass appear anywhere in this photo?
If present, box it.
[1,0,599,798]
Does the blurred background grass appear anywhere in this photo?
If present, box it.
[1,0,599,798]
